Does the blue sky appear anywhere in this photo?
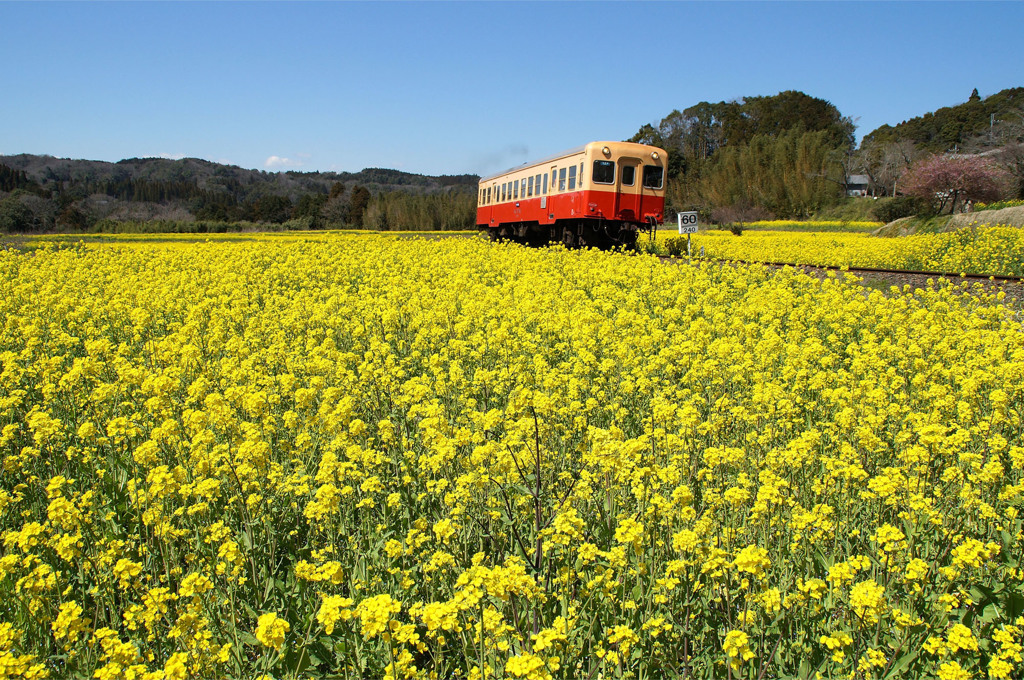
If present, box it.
[2,1,1022,177]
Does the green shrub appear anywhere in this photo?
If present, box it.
[872,196,929,223]
[664,236,689,257]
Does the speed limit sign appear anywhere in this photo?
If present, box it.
[677,211,699,234]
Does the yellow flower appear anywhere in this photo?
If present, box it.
[723,630,755,670]
[732,544,771,578]
[505,653,552,680]
[355,594,401,640]
[178,572,213,598]
[937,660,972,680]
[317,595,355,635]
[849,579,887,625]
[255,612,289,651]
[51,601,88,644]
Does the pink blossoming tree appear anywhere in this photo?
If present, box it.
[902,154,1011,214]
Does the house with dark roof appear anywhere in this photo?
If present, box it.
[846,175,871,197]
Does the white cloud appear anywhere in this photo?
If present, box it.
[159,152,186,160]
[265,155,306,169]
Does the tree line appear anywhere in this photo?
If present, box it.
[632,90,857,220]
[0,161,478,233]
[634,87,1024,223]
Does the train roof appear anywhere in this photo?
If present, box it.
[479,145,588,183]
[479,141,665,183]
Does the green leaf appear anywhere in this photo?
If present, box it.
[1008,591,1024,619]
[883,650,918,679]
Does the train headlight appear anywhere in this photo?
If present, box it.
[602,146,611,156]
[651,152,660,160]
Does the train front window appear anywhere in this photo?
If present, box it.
[593,160,615,184]
[643,166,664,189]
[568,165,576,190]
[621,165,635,186]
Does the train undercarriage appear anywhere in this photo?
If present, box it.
[485,218,654,250]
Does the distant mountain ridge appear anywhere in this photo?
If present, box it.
[0,154,480,231]
[0,153,479,199]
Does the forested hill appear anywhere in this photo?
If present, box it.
[631,87,1023,220]
[0,154,477,200]
[863,87,1024,153]
[630,90,859,219]
[0,154,479,232]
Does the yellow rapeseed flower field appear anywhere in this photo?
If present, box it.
[743,220,883,232]
[659,224,1024,277]
[1,235,1022,679]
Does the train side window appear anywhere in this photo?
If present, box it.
[568,165,576,190]
[535,174,542,194]
[514,180,519,200]
[593,160,615,184]
[621,165,635,186]
[558,168,566,191]
[502,183,507,201]
[643,166,664,189]
[522,178,527,197]
[543,173,548,194]
[579,162,584,185]
[528,176,534,197]
[551,169,557,192]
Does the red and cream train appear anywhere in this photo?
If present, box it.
[476,141,668,248]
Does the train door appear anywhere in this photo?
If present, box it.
[489,183,497,226]
[543,165,557,223]
[616,157,642,222]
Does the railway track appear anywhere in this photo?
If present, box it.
[657,256,1024,304]
[659,255,1023,283]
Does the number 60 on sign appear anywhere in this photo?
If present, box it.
[677,211,699,234]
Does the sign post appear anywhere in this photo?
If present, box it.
[677,211,699,258]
